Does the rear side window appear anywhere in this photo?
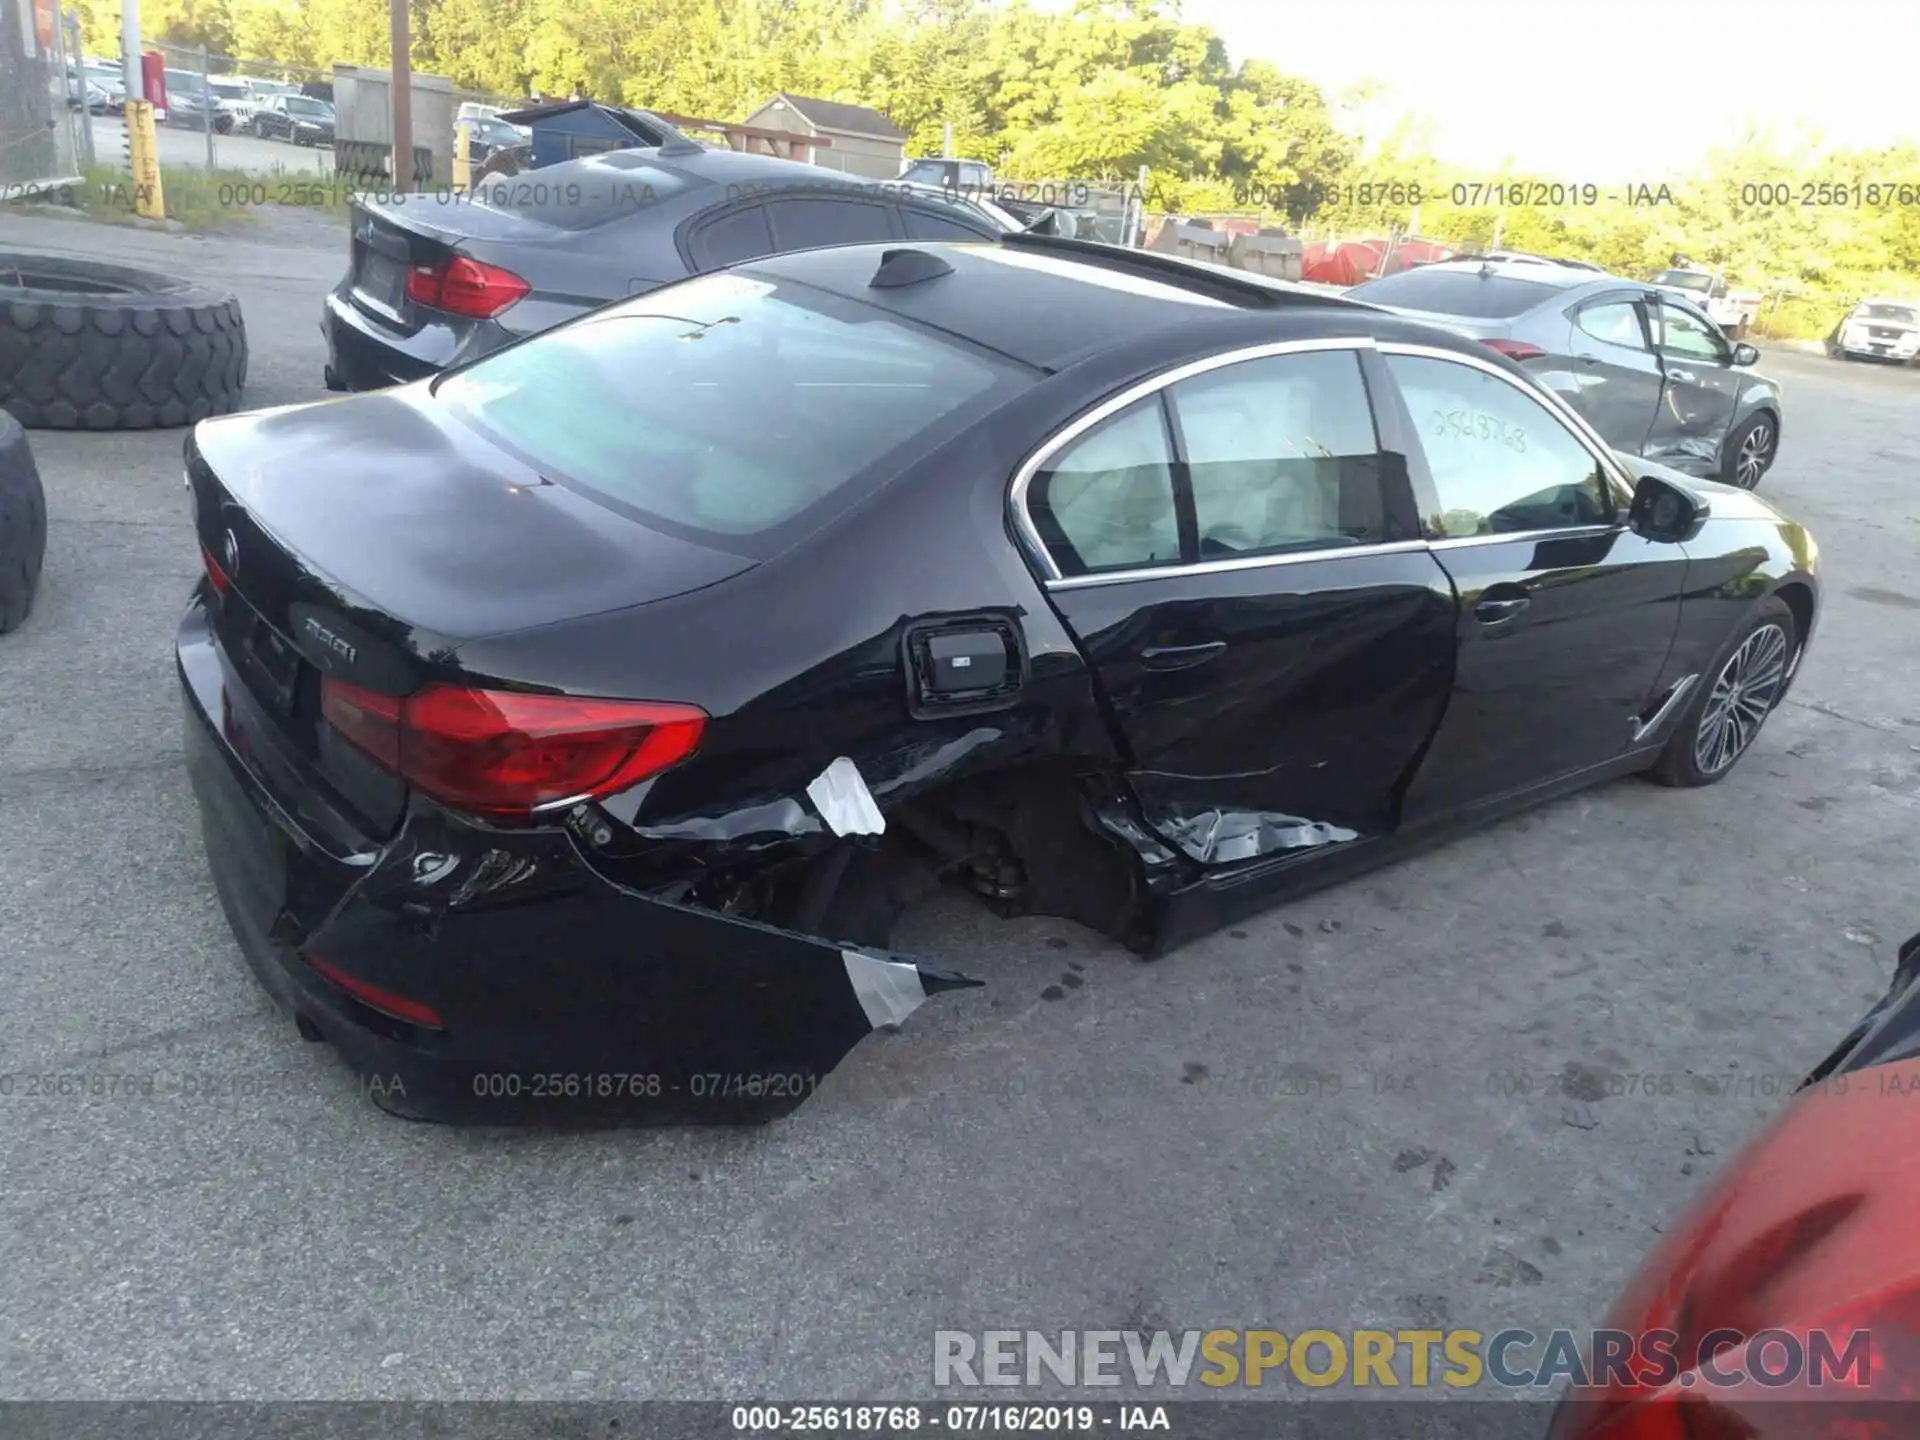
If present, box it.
[689,205,776,269]
[1167,351,1388,558]
[471,161,690,232]
[437,273,1032,557]
[1027,403,1181,577]
[1348,269,1562,318]
[1575,301,1648,350]
[765,198,894,250]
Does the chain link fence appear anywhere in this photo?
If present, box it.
[1,0,88,194]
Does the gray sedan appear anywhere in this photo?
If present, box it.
[1347,260,1783,489]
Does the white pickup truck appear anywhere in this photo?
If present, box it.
[1649,267,1762,335]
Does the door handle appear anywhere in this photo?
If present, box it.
[1139,641,1227,671]
[1666,368,1698,384]
[1473,596,1530,623]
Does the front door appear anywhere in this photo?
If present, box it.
[1377,346,1691,824]
[1023,341,1458,864]
[1643,298,1742,475]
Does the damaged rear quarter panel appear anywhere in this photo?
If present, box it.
[444,397,1128,869]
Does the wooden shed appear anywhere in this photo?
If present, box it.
[741,93,906,180]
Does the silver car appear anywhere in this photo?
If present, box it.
[1347,260,1784,489]
[1831,298,1920,364]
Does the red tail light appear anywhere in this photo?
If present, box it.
[201,544,230,595]
[405,254,529,318]
[1482,338,1546,361]
[320,677,706,817]
[1549,1062,1920,1439]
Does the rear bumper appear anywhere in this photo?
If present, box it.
[321,287,500,392]
[177,596,973,1125]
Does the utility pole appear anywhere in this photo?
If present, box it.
[388,0,411,188]
[120,0,139,101]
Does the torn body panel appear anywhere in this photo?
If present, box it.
[181,597,977,1126]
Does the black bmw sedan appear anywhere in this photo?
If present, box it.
[183,234,1820,1125]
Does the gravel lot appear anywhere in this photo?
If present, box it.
[4,207,1919,1403]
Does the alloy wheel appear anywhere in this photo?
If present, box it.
[1693,623,1790,775]
[1735,422,1773,488]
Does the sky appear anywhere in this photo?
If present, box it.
[1178,0,1920,177]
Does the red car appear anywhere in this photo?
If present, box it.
[1551,931,1920,1438]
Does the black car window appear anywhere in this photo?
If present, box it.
[1166,350,1388,559]
[1652,303,1728,361]
[764,198,894,250]
[689,205,776,270]
[1347,268,1564,318]
[436,272,1033,559]
[901,207,993,241]
[1575,301,1648,350]
[1028,401,1181,577]
[1386,354,1611,538]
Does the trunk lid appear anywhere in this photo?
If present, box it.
[190,390,755,645]
[346,195,553,326]
[187,391,755,830]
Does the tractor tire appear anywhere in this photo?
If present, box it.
[0,250,248,430]
[0,412,48,634]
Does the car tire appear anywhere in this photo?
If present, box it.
[1646,597,1797,789]
[1720,411,1777,490]
[0,250,248,430]
[0,412,47,635]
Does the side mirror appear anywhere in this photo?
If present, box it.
[1731,341,1760,367]
[1628,473,1710,544]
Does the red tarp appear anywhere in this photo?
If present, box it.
[1301,237,1455,286]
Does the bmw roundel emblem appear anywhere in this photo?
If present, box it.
[221,529,239,578]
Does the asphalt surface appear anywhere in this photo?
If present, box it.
[89,114,331,177]
[4,207,1920,1403]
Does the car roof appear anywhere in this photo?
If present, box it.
[628,144,888,189]
[738,234,1498,371]
[1390,258,1614,292]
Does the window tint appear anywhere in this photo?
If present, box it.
[1347,268,1563,318]
[1653,304,1727,360]
[1386,354,1612,537]
[1861,303,1917,325]
[1028,402,1180,577]
[437,273,1030,558]
[902,207,992,241]
[766,198,894,250]
[1167,350,1388,559]
[690,205,776,269]
[1575,301,1647,350]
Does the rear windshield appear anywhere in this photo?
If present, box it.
[1860,303,1918,325]
[1346,268,1562,318]
[285,96,330,117]
[436,272,1033,557]
[469,157,691,231]
[1654,271,1713,292]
